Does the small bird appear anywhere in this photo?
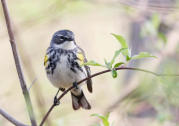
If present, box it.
[44,30,92,110]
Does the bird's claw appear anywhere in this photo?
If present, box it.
[54,96,60,106]
[60,88,65,92]
[73,82,78,89]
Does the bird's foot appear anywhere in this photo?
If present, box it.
[54,96,60,106]
[60,88,65,92]
[73,82,78,89]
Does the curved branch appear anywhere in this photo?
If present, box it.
[1,0,37,126]
[40,66,179,126]
[0,108,28,126]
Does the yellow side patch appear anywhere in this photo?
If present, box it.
[77,53,84,65]
[44,54,48,67]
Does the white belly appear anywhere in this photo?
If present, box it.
[47,55,86,88]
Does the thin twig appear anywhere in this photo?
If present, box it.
[1,0,37,126]
[101,26,179,117]
[28,77,37,92]
[40,66,179,126]
[0,108,28,126]
[14,23,52,125]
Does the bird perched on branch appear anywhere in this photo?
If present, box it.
[44,30,92,110]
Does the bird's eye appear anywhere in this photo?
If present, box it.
[60,36,66,40]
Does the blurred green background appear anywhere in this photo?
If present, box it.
[0,0,179,126]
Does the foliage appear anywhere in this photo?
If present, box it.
[140,13,167,44]
[91,113,111,126]
[84,33,156,78]
[131,52,156,60]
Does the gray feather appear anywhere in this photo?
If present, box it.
[71,91,91,110]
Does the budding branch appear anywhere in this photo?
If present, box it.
[39,66,177,126]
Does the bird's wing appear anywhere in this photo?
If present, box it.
[44,47,56,74]
[77,46,93,93]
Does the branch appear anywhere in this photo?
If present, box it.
[101,28,179,116]
[1,0,37,126]
[40,66,179,126]
[0,108,28,126]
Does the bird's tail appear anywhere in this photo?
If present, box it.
[71,90,91,110]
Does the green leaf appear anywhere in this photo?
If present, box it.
[105,113,110,120]
[91,114,110,126]
[110,48,127,67]
[158,32,167,44]
[111,34,128,48]
[111,34,130,58]
[151,13,160,29]
[83,60,102,66]
[112,70,117,78]
[104,59,111,69]
[114,62,124,68]
[131,52,157,60]
[125,48,132,61]
[126,55,131,61]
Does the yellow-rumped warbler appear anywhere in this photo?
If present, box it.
[44,30,92,110]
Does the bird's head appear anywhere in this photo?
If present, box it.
[50,30,76,50]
